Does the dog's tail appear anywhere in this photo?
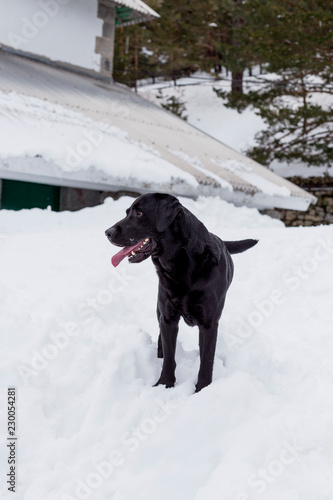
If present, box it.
[225,239,258,254]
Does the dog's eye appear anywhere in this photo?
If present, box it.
[136,210,143,217]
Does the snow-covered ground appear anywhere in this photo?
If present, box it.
[138,75,333,178]
[1,195,333,499]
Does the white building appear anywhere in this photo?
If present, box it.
[0,0,158,77]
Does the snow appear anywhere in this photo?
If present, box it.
[138,75,333,178]
[112,0,159,18]
[139,76,265,153]
[214,159,291,197]
[0,55,319,209]
[1,195,333,499]
[0,91,198,189]
[170,149,233,191]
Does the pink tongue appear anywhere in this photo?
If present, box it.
[111,240,144,267]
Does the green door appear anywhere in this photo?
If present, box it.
[1,179,60,211]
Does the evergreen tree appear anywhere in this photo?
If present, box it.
[113,0,257,87]
[114,0,201,85]
[113,0,333,168]
[215,0,333,167]
[156,89,188,120]
[142,0,218,80]
[113,0,227,85]
[209,0,261,93]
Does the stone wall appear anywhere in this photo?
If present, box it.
[59,187,139,211]
[260,176,333,227]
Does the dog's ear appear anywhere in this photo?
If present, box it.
[155,194,182,232]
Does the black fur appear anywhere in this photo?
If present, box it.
[105,193,258,392]
[224,239,258,254]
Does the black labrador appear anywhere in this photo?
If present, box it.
[105,193,258,392]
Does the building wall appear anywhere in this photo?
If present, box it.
[60,187,139,211]
[0,177,139,211]
[0,0,102,71]
[0,178,60,210]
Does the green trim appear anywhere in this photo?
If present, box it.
[1,179,60,211]
[115,6,148,26]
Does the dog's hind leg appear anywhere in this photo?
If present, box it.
[156,307,163,358]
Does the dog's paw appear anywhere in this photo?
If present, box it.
[153,377,175,389]
[195,379,211,393]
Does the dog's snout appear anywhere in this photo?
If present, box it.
[105,227,117,240]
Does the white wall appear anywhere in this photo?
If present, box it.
[0,0,102,71]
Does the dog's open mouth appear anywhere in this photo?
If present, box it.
[111,238,153,267]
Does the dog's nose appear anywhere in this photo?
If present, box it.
[105,227,117,240]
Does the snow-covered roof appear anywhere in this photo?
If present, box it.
[113,0,159,25]
[0,50,316,210]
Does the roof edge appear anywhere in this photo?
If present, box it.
[112,0,159,25]
[0,45,112,83]
[0,158,314,211]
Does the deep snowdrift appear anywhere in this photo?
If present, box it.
[0,196,333,500]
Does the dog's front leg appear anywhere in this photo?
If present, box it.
[196,322,218,392]
[157,333,163,358]
[154,316,179,388]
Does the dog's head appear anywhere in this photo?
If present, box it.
[105,193,182,267]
